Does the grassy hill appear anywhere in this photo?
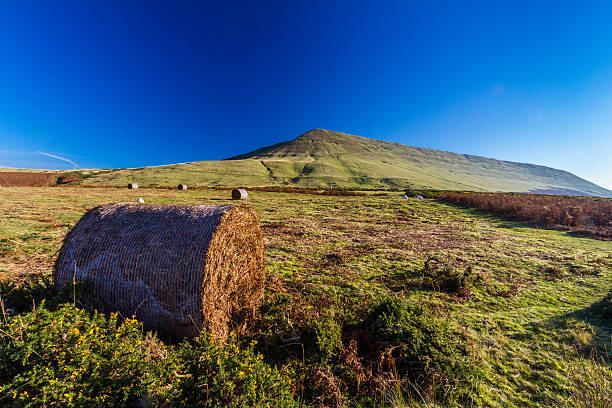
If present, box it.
[77,129,612,197]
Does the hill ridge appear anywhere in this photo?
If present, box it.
[74,129,611,197]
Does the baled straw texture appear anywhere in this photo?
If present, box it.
[232,188,248,200]
[178,184,188,190]
[128,183,138,189]
[54,203,264,340]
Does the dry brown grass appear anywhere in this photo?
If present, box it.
[440,192,612,239]
[0,172,57,187]
[309,367,345,408]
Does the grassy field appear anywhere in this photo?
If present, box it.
[0,187,611,406]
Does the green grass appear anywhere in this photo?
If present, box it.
[79,160,272,188]
[76,129,612,197]
[0,186,611,406]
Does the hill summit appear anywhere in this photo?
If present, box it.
[79,129,612,197]
[227,129,611,196]
[228,129,397,158]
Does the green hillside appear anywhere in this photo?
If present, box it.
[81,129,612,197]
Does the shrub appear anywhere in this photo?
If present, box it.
[366,296,476,403]
[0,302,298,407]
[170,335,297,407]
[306,367,344,408]
[421,257,476,296]
[306,314,342,362]
[0,304,152,407]
[404,186,419,198]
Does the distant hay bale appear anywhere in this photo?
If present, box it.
[128,183,138,189]
[136,198,144,204]
[54,203,265,340]
[178,184,188,190]
[232,188,248,200]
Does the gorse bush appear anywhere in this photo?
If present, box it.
[0,304,151,407]
[305,314,342,362]
[0,302,297,407]
[171,336,297,407]
[366,297,476,404]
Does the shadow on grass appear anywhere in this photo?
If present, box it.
[0,274,97,316]
[518,289,612,357]
[440,201,610,241]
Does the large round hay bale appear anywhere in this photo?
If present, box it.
[178,184,188,190]
[128,183,138,189]
[54,203,264,340]
[232,188,248,200]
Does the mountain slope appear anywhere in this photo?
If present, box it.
[82,129,612,197]
[226,129,611,196]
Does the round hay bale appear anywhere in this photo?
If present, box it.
[232,188,248,200]
[128,183,138,189]
[54,203,264,340]
[178,184,188,190]
[136,197,144,204]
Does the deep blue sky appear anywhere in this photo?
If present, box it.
[1,1,611,189]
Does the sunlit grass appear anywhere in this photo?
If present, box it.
[0,186,610,406]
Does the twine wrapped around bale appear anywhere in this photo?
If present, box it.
[54,203,264,340]
[232,188,248,200]
[128,183,138,189]
[178,184,188,190]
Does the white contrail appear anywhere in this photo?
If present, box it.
[37,151,79,168]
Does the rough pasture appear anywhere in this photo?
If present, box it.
[0,187,610,407]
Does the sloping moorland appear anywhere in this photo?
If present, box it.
[0,186,611,407]
[23,129,608,197]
